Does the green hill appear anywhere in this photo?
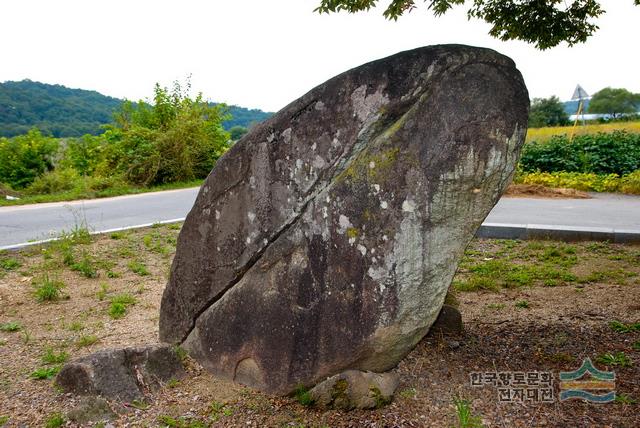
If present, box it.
[0,80,272,138]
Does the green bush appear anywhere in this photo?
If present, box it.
[60,134,104,175]
[515,170,640,194]
[0,129,59,188]
[99,82,230,186]
[26,168,79,194]
[520,131,640,175]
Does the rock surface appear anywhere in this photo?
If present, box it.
[67,397,117,424]
[309,370,400,410]
[55,344,185,401]
[159,44,529,394]
[429,304,463,336]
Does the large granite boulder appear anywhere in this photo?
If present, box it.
[160,44,528,394]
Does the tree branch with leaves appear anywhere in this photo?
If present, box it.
[315,1,636,50]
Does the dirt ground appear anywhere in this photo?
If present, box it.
[0,226,638,427]
[504,184,590,199]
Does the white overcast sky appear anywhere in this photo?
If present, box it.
[1,0,639,112]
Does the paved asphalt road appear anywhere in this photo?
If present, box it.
[1,187,639,249]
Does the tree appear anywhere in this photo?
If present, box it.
[0,129,59,189]
[101,81,231,186]
[528,96,569,128]
[229,125,248,141]
[315,1,640,50]
[588,87,640,119]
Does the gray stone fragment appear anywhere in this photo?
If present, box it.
[55,344,185,401]
[67,397,116,424]
[159,44,529,394]
[309,370,400,410]
[430,304,463,336]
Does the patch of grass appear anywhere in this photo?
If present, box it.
[76,334,98,348]
[30,366,60,380]
[42,348,68,365]
[614,394,637,405]
[173,345,188,362]
[157,415,207,428]
[399,387,417,399]
[128,261,150,276]
[168,223,182,230]
[596,352,633,368]
[111,293,136,305]
[130,400,150,410]
[578,269,634,285]
[71,252,98,278]
[33,275,66,302]
[0,257,21,271]
[166,378,180,388]
[110,231,126,240]
[106,270,120,278]
[453,277,497,292]
[209,401,234,421]
[633,341,640,351]
[68,321,85,332]
[609,321,640,333]
[108,293,136,320]
[44,412,65,428]
[0,415,8,426]
[515,300,530,309]
[96,283,109,301]
[453,397,484,428]
[0,321,21,332]
[293,384,315,406]
[108,302,127,319]
[486,303,505,311]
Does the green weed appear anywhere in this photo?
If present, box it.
[452,397,484,428]
[76,335,98,348]
[44,413,65,428]
[68,321,84,332]
[42,348,68,365]
[96,283,109,300]
[0,415,9,426]
[399,387,417,399]
[157,415,207,428]
[33,275,66,302]
[293,384,314,406]
[110,232,126,240]
[614,394,637,405]
[0,258,20,271]
[0,321,21,332]
[209,400,234,421]
[71,252,98,278]
[486,303,505,311]
[108,302,127,319]
[609,321,640,333]
[515,300,530,309]
[596,352,633,368]
[30,366,60,380]
[128,261,150,276]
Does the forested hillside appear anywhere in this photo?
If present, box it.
[0,80,272,137]
[0,80,121,137]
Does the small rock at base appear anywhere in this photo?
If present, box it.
[56,343,185,401]
[67,397,116,424]
[430,304,463,336]
[309,370,400,410]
